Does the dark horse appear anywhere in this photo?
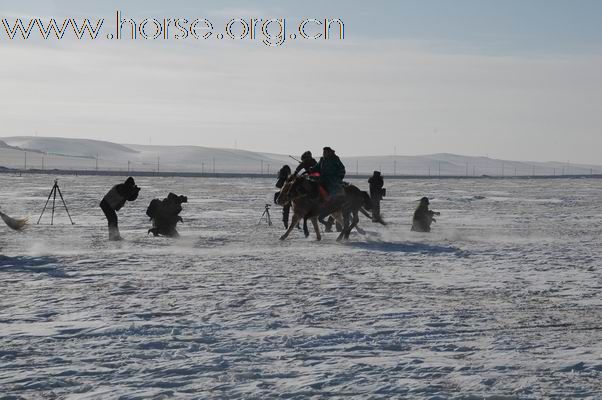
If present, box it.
[276,176,379,241]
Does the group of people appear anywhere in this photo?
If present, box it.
[99,177,187,241]
[97,148,440,242]
[276,147,441,234]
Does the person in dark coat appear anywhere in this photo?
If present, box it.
[294,151,318,176]
[310,147,346,198]
[368,171,384,222]
[411,197,440,233]
[99,177,140,241]
[275,165,292,228]
[310,147,346,226]
[146,193,187,237]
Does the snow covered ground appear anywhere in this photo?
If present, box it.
[1,174,601,399]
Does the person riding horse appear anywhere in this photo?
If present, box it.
[309,147,346,200]
[309,147,347,225]
[277,172,377,242]
[294,151,317,176]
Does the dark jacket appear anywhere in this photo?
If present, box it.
[368,173,384,198]
[294,157,317,175]
[276,166,291,189]
[310,155,346,195]
[412,204,437,233]
[101,178,139,211]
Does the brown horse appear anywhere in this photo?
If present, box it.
[276,175,323,241]
[276,176,378,241]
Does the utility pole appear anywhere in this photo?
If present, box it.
[95,153,98,171]
[261,160,264,174]
[41,155,44,171]
[127,161,131,173]
[24,151,27,170]
[356,160,359,176]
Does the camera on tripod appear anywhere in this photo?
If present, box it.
[258,203,272,226]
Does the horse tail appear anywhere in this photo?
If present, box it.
[361,191,373,210]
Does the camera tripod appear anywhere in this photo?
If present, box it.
[258,203,272,226]
[37,179,75,225]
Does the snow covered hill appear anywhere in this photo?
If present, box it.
[1,136,600,176]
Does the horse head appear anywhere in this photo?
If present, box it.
[276,175,317,205]
[276,175,299,206]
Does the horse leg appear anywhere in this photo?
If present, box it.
[355,226,366,235]
[280,214,300,240]
[303,216,310,238]
[346,211,360,239]
[360,207,372,220]
[337,211,350,241]
[311,217,321,241]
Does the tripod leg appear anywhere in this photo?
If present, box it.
[56,185,75,225]
[37,185,55,224]
[258,210,266,225]
[266,210,272,226]
[51,185,57,225]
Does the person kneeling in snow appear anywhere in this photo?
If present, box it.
[99,177,140,241]
[411,197,440,233]
[146,193,188,238]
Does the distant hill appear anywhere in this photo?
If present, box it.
[2,136,138,159]
[0,136,600,176]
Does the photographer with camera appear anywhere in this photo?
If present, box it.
[411,197,440,233]
[146,193,188,238]
[99,176,140,241]
[368,171,385,223]
[275,165,292,228]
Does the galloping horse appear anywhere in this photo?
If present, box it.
[276,175,378,241]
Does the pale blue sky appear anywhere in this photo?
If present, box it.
[1,1,601,163]
[4,0,602,54]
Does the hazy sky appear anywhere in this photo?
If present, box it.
[1,0,601,163]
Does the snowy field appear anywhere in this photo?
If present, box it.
[1,174,601,399]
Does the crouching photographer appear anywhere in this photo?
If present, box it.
[146,193,188,238]
[99,177,140,241]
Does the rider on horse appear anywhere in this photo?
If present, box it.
[309,147,346,200]
[294,151,318,176]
